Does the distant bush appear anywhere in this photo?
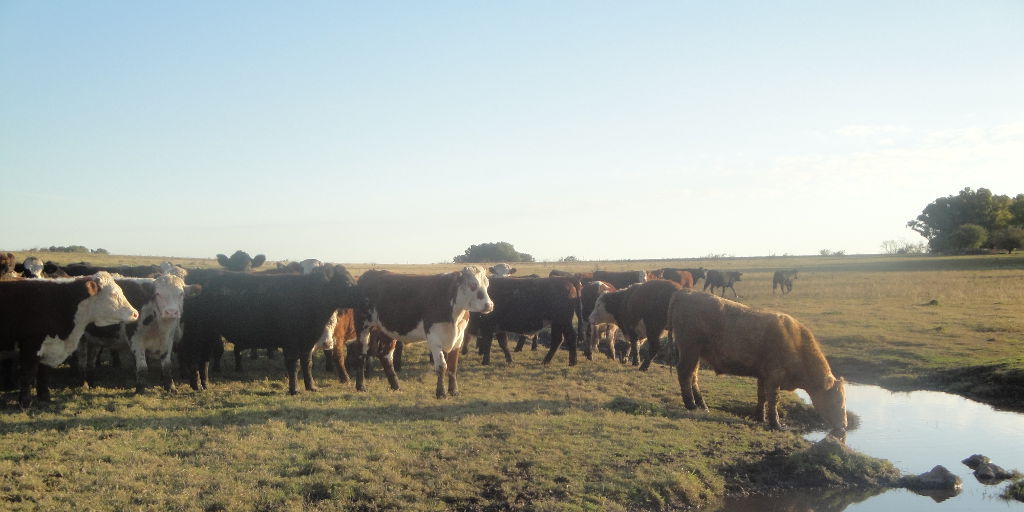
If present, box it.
[880,239,928,255]
[819,249,846,256]
[453,242,534,263]
[558,255,580,263]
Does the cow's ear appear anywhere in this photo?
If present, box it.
[186,284,203,298]
[84,280,99,296]
[252,254,266,268]
[509,268,517,275]
[216,254,230,268]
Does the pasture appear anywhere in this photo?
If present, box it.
[1,252,1022,510]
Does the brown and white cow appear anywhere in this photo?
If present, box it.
[581,280,619,360]
[0,272,138,406]
[588,279,682,369]
[80,275,201,392]
[668,289,847,434]
[355,267,493,398]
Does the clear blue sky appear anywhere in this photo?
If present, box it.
[2,1,1021,263]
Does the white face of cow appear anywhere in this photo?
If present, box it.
[84,272,140,326]
[455,266,494,314]
[153,274,189,320]
[23,257,44,278]
[588,292,615,326]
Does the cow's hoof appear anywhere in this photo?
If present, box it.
[436,391,447,399]
[448,390,461,397]
[135,386,147,395]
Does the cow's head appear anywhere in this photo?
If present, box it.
[21,257,44,278]
[808,375,848,435]
[216,250,266,272]
[0,252,14,275]
[588,291,616,326]
[730,271,743,282]
[80,272,140,327]
[153,274,202,320]
[320,264,367,310]
[456,266,493,314]
[487,263,517,278]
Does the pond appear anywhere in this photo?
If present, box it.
[710,383,1024,511]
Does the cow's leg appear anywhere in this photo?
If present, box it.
[762,380,783,429]
[76,344,91,389]
[541,327,566,365]
[18,356,36,407]
[627,331,641,366]
[565,325,578,366]
[199,360,210,390]
[355,329,371,392]
[514,334,526,352]
[300,348,317,392]
[639,319,667,371]
[131,342,150,394]
[530,334,538,351]
[234,346,244,372]
[394,340,405,373]
[675,347,706,411]
[446,347,462,397]
[283,350,300,395]
[495,332,514,364]
[729,285,739,298]
[479,332,494,365]
[432,348,449,399]
[35,363,51,404]
[329,345,350,383]
[377,338,400,391]
[160,352,175,392]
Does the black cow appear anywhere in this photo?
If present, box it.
[592,270,646,290]
[704,270,743,298]
[216,250,267,272]
[467,276,584,366]
[772,269,799,295]
[178,264,364,394]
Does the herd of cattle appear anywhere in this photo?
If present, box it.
[0,250,844,434]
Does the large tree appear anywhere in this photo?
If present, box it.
[453,242,534,263]
[907,187,1024,252]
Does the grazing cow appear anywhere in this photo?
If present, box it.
[179,265,364,394]
[772,269,799,295]
[588,279,682,369]
[79,275,202,392]
[215,250,267,272]
[355,267,493,398]
[487,263,517,277]
[668,289,847,433]
[581,281,619,360]
[0,272,139,406]
[468,276,583,366]
[592,270,647,290]
[704,270,743,298]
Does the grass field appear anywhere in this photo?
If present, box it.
[1,251,1021,510]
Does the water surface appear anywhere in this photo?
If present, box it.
[712,384,1024,511]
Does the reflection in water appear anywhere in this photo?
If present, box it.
[709,384,1024,511]
[711,487,885,512]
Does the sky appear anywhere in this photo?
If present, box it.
[1,1,1021,264]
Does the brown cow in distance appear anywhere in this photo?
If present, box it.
[588,279,682,369]
[668,289,847,434]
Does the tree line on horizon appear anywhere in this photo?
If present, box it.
[908,187,1024,254]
